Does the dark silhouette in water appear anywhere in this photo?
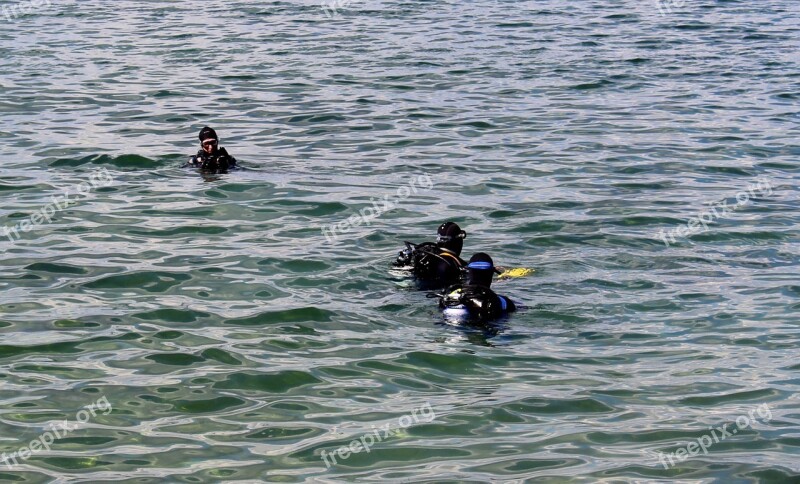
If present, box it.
[393,221,468,289]
[436,252,517,322]
[184,126,237,172]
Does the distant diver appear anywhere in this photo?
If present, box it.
[393,222,468,288]
[435,252,517,322]
[184,126,237,171]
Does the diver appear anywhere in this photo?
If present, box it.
[185,126,237,171]
[393,222,468,288]
[436,252,517,322]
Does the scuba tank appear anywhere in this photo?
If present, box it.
[412,246,464,283]
[393,241,463,281]
[435,284,508,321]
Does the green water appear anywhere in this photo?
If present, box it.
[1,0,799,482]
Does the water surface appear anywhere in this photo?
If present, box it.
[1,0,799,482]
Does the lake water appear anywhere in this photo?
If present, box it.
[1,0,799,482]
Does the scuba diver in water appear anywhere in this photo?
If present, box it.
[436,252,517,322]
[185,126,237,171]
[393,222,468,288]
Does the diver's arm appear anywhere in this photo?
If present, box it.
[219,148,236,167]
[184,154,200,168]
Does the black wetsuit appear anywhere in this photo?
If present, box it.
[439,284,516,321]
[393,242,465,288]
[185,148,237,171]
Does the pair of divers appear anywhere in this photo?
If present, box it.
[393,222,518,322]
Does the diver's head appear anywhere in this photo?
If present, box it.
[199,126,219,154]
[467,252,495,287]
[436,222,467,255]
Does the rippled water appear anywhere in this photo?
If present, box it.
[1,0,799,482]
